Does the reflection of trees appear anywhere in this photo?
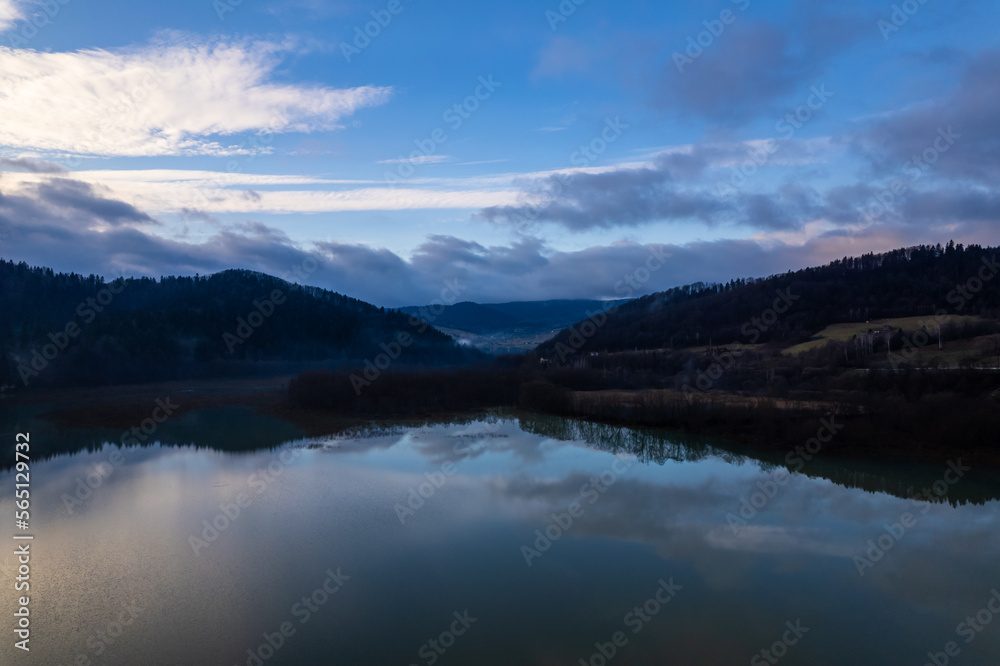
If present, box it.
[515,412,743,465]
[1,409,507,469]
[794,463,1000,507]
[7,404,1000,507]
[516,412,1000,506]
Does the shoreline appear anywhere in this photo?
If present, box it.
[6,376,1000,470]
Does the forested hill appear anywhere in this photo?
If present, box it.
[536,242,1000,358]
[0,260,478,388]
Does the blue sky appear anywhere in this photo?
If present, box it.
[0,0,998,306]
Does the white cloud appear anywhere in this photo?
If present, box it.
[0,39,392,157]
[0,135,839,217]
[0,170,521,214]
[0,0,24,31]
[378,155,451,165]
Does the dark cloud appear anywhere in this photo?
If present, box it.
[34,179,156,226]
[180,207,220,224]
[897,188,1000,224]
[655,7,871,125]
[533,3,871,128]
[0,158,68,174]
[410,234,550,277]
[3,175,999,309]
[901,46,967,66]
[855,50,1000,185]
[661,23,803,124]
[477,164,725,231]
[476,150,826,232]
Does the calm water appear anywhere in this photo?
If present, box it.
[2,410,1000,665]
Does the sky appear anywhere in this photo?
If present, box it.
[0,0,998,307]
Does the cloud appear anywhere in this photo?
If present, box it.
[0,0,23,31]
[378,155,451,165]
[179,208,220,225]
[0,169,521,214]
[651,5,871,126]
[0,157,67,174]
[475,148,828,232]
[533,5,871,127]
[33,179,157,225]
[478,163,729,230]
[854,49,1000,185]
[265,0,351,19]
[532,35,594,79]
[3,170,999,308]
[0,178,155,232]
[660,23,806,124]
[0,38,392,157]
[0,137,837,222]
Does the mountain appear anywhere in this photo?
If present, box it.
[400,298,631,353]
[0,260,480,389]
[400,301,518,334]
[537,242,1000,360]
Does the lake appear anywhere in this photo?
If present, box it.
[2,409,999,665]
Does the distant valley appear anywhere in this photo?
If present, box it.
[398,299,632,353]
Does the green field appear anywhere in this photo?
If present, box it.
[784,315,991,356]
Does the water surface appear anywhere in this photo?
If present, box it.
[1,412,999,665]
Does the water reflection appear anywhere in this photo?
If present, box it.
[0,414,998,665]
